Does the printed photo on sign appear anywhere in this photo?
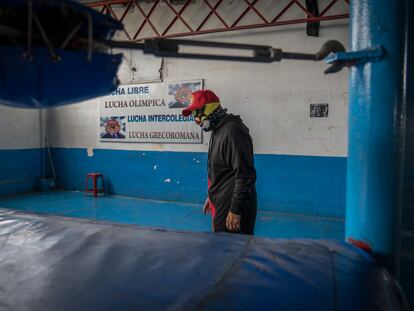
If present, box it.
[100,116,126,139]
[168,82,202,109]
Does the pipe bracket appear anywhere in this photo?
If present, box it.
[324,46,384,74]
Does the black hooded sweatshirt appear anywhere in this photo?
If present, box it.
[207,114,257,235]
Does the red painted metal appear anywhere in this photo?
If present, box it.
[294,0,315,18]
[244,0,268,24]
[271,1,296,23]
[163,0,194,35]
[119,1,134,23]
[347,237,372,253]
[232,0,259,28]
[105,3,132,40]
[133,0,160,39]
[198,0,228,31]
[320,0,338,16]
[86,0,349,42]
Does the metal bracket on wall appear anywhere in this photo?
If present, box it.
[324,46,384,73]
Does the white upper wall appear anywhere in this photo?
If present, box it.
[0,0,348,156]
[45,24,348,157]
[45,0,349,157]
[0,106,42,149]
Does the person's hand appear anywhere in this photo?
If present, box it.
[202,198,210,215]
[226,211,241,232]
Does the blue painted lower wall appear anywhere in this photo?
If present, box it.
[51,148,347,218]
[0,148,44,196]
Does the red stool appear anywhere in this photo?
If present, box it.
[85,173,106,197]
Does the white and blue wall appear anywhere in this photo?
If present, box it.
[42,9,349,218]
[0,1,349,219]
[0,106,44,195]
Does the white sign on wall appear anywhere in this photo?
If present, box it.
[99,80,203,143]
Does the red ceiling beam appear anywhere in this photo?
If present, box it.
[86,0,349,42]
[132,0,160,39]
[198,0,229,31]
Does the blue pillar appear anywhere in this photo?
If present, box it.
[346,0,405,275]
[400,0,414,305]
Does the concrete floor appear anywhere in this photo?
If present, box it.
[0,190,344,239]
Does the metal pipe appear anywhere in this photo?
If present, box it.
[24,0,33,60]
[60,22,83,49]
[346,0,405,276]
[102,38,344,73]
[33,15,59,61]
[86,12,93,62]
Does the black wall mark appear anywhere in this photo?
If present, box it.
[310,103,328,117]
